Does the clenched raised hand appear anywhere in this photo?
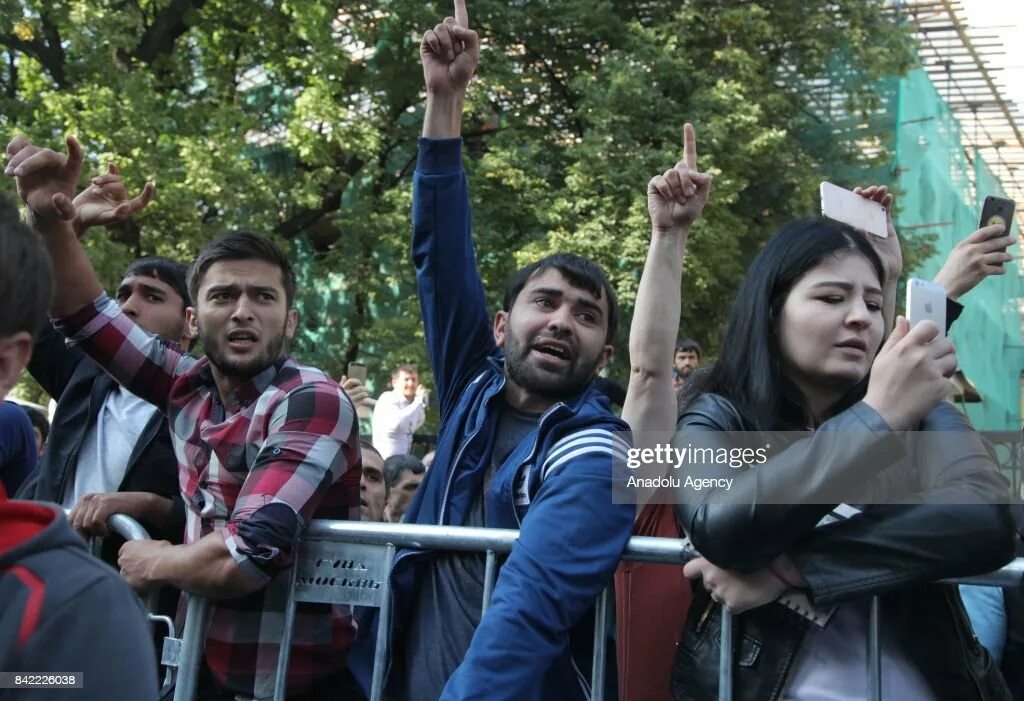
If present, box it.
[5,134,84,223]
[648,123,712,231]
[421,0,480,96]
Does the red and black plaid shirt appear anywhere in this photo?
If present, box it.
[57,294,361,698]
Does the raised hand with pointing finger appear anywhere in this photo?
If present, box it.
[648,123,712,232]
[620,123,711,502]
[421,0,479,97]
[421,0,479,139]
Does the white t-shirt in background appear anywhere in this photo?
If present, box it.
[62,386,159,508]
[371,390,426,459]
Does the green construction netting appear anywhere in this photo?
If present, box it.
[893,68,1023,430]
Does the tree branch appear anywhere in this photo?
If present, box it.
[118,0,209,66]
[38,9,66,87]
[0,10,67,89]
[486,28,583,138]
[5,49,17,101]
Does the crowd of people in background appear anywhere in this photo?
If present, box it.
[0,1,1022,700]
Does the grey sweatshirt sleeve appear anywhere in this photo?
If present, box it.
[16,574,159,700]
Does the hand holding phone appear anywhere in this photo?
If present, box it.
[979,195,1016,235]
[865,311,957,431]
[416,384,430,408]
[347,362,368,383]
[933,222,1016,300]
[820,182,888,238]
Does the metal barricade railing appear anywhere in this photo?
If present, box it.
[105,513,162,615]
[63,509,180,694]
[155,520,1024,701]
[172,594,211,701]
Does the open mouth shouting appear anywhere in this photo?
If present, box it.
[530,339,575,369]
[227,329,260,352]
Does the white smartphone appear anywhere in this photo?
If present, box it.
[906,278,946,336]
[820,182,888,238]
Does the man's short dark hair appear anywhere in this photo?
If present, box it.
[384,454,425,487]
[360,438,387,489]
[502,253,619,344]
[23,405,49,442]
[392,364,418,377]
[360,438,383,462]
[124,256,191,310]
[0,195,52,340]
[676,339,702,358]
[187,231,296,307]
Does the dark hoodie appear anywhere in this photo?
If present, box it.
[0,487,158,700]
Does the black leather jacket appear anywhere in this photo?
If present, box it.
[672,393,1016,701]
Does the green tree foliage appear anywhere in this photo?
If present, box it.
[1,0,915,412]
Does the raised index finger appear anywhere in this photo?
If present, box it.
[454,0,469,28]
[683,123,697,170]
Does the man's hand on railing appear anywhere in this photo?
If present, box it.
[69,491,163,538]
[118,539,174,594]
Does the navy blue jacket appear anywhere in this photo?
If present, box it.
[0,401,36,496]
[350,138,634,701]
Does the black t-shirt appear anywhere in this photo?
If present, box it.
[400,403,540,701]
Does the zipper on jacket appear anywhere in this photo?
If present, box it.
[696,599,715,634]
[383,371,506,686]
[507,402,565,528]
[945,592,987,700]
[438,373,504,526]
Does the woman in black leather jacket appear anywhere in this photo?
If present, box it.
[671,205,1016,701]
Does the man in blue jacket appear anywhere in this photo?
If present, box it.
[351,2,634,700]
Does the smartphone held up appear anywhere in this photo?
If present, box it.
[979,195,1016,235]
[820,182,888,238]
[906,278,946,338]
[347,361,368,383]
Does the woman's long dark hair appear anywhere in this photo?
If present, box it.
[683,218,886,430]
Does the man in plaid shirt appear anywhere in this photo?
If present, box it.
[6,135,362,700]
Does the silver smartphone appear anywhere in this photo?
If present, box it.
[820,182,888,238]
[906,278,946,336]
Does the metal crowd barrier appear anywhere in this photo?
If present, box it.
[146,520,1024,701]
[63,510,179,693]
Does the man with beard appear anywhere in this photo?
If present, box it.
[673,339,702,391]
[348,3,634,699]
[6,135,363,700]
